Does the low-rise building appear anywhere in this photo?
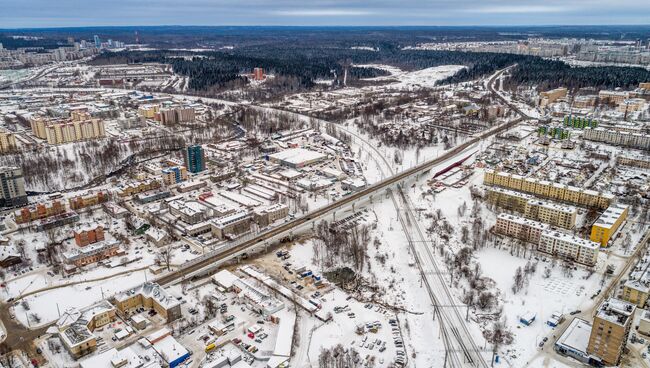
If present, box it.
[211,211,251,240]
[617,154,650,169]
[63,240,121,269]
[113,282,181,323]
[539,87,568,106]
[484,169,613,209]
[583,127,650,150]
[590,204,628,247]
[166,199,206,224]
[69,191,109,210]
[56,300,117,359]
[554,318,593,364]
[622,280,649,308]
[74,225,105,247]
[253,204,289,227]
[14,200,66,224]
[524,199,577,229]
[268,148,327,168]
[486,187,534,212]
[538,231,600,267]
[495,213,548,244]
[116,179,161,197]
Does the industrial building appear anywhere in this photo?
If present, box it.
[268,147,328,168]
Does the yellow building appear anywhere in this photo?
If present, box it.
[113,282,181,323]
[539,87,568,107]
[0,130,17,153]
[138,104,159,118]
[617,155,650,169]
[30,116,106,145]
[484,169,613,209]
[622,280,649,308]
[590,204,628,247]
[56,300,116,359]
[116,179,161,197]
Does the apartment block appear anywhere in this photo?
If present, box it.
[538,231,600,267]
[583,127,650,150]
[486,187,534,212]
[524,200,577,230]
[161,166,188,185]
[14,200,66,224]
[69,191,108,210]
[590,204,628,247]
[587,298,636,366]
[159,106,195,125]
[539,87,567,106]
[598,90,629,104]
[74,226,105,247]
[0,166,27,208]
[137,104,159,118]
[617,154,650,169]
[495,213,548,244]
[30,115,106,145]
[484,169,613,209]
[0,130,17,153]
[622,280,649,308]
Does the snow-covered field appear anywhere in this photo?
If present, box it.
[354,63,465,89]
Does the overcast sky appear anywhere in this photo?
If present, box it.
[2,0,649,28]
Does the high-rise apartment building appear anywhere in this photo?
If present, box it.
[0,167,27,208]
[0,130,17,153]
[30,115,106,145]
[94,35,101,49]
[183,145,205,173]
[587,298,635,366]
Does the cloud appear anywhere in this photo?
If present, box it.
[468,5,570,14]
[272,9,375,17]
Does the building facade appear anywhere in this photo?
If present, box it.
[538,231,600,267]
[113,282,181,323]
[0,166,27,208]
[0,130,17,153]
[590,204,628,247]
[74,226,105,247]
[583,127,650,150]
[183,145,205,173]
[587,298,636,366]
[484,169,613,209]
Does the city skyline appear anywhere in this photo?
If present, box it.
[2,0,650,28]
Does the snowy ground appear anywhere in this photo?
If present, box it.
[354,64,465,89]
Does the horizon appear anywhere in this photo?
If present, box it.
[2,0,650,28]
